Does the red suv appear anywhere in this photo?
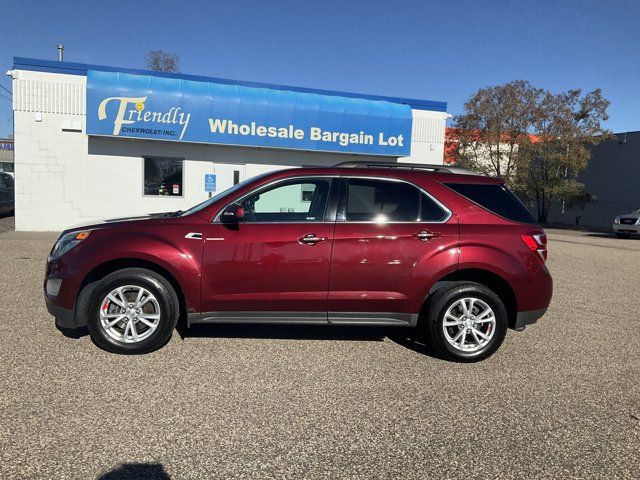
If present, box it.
[45,162,552,361]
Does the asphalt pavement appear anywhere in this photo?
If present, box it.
[0,228,638,479]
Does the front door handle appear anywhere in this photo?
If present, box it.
[299,233,327,245]
[414,230,441,241]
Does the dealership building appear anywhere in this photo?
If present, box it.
[8,57,448,231]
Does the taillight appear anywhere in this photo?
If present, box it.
[521,231,547,262]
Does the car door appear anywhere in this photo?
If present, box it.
[200,176,337,322]
[328,177,459,325]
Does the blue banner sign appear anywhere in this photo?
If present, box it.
[86,70,412,156]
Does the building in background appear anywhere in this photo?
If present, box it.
[547,131,640,229]
[8,57,447,231]
[0,137,13,175]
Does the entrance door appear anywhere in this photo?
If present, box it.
[328,177,459,325]
[200,176,337,322]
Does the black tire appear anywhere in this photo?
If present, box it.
[422,282,507,362]
[85,268,179,354]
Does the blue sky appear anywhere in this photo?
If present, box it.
[1,0,639,138]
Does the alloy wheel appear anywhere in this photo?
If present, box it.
[99,285,161,344]
[442,297,496,353]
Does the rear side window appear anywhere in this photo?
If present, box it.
[445,183,536,224]
[345,178,448,222]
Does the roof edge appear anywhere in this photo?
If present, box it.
[12,56,447,112]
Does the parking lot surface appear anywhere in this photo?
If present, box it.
[0,228,638,479]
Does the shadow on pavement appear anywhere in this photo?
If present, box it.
[97,463,170,480]
[178,322,388,342]
[55,322,88,339]
[585,232,632,239]
[179,323,449,361]
[55,316,447,361]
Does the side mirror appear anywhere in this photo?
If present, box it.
[221,203,245,222]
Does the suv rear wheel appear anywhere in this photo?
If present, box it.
[423,282,507,362]
[85,268,179,354]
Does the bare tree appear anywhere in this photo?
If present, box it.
[145,50,180,73]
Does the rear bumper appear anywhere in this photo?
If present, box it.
[514,308,547,329]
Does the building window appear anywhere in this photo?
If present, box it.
[144,158,183,197]
[233,170,240,185]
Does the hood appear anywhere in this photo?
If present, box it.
[64,211,174,232]
[617,212,640,219]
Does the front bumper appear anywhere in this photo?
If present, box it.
[514,308,547,329]
[44,256,88,329]
[613,224,640,234]
[45,295,76,329]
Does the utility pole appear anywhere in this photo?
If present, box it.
[57,44,64,62]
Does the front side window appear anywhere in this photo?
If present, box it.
[144,157,183,197]
[239,178,331,223]
[345,178,447,222]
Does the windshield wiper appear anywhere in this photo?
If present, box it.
[163,210,183,218]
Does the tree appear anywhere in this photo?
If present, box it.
[450,82,610,223]
[451,80,543,180]
[145,50,180,73]
[515,89,610,222]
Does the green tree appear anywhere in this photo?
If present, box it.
[516,89,610,222]
[451,82,610,223]
[452,80,543,180]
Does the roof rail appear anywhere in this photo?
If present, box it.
[334,161,478,175]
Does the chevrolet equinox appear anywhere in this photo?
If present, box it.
[45,162,552,361]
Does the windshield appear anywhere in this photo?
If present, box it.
[180,172,271,217]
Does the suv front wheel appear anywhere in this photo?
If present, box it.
[423,282,507,362]
[85,268,180,354]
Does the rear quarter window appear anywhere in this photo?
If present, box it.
[444,183,537,224]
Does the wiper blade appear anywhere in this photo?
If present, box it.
[163,210,183,218]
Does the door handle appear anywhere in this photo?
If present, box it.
[299,233,327,245]
[414,230,441,241]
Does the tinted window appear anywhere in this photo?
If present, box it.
[346,179,419,222]
[240,179,330,222]
[421,193,448,222]
[445,183,536,224]
[144,157,183,196]
[345,179,447,223]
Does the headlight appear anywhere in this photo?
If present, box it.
[50,230,91,259]
[614,217,620,224]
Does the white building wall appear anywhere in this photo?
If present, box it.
[12,69,446,231]
[401,109,447,165]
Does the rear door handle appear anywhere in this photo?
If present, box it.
[299,233,327,245]
[414,230,441,241]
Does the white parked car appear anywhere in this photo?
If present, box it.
[613,209,640,238]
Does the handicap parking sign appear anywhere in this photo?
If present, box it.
[205,174,217,192]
